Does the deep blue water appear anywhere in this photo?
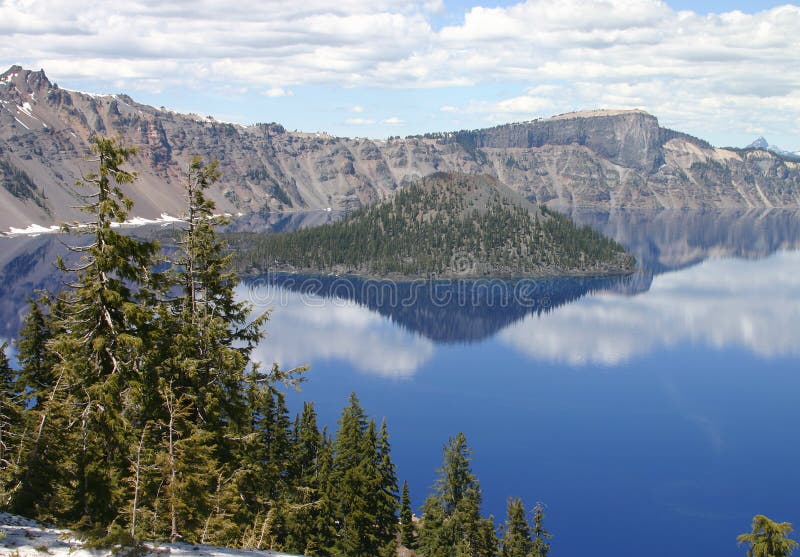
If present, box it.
[2,209,800,556]
[235,210,800,557]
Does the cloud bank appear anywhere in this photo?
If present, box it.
[4,0,797,145]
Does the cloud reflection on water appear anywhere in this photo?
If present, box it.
[241,284,435,379]
[499,251,800,365]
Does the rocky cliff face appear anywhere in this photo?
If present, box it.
[1,66,798,230]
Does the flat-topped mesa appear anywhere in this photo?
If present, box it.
[451,108,663,172]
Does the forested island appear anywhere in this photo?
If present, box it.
[234,173,636,279]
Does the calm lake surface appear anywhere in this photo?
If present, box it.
[2,208,800,556]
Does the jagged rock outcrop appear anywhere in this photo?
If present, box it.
[1,65,799,230]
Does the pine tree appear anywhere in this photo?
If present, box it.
[0,342,23,507]
[530,502,552,557]
[44,136,159,530]
[15,295,56,410]
[500,497,531,557]
[284,402,332,555]
[419,432,498,557]
[400,480,415,549]
[374,419,399,548]
[435,432,479,515]
[738,515,798,557]
[12,296,74,520]
[329,393,399,557]
[143,157,266,543]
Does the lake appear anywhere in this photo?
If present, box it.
[2,208,800,556]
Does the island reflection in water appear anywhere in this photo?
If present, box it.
[242,249,800,377]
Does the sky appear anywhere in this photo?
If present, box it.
[1,0,798,150]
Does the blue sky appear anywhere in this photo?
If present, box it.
[2,0,798,150]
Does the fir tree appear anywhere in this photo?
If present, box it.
[419,432,498,557]
[45,137,159,529]
[530,502,552,557]
[500,497,531,557]
[15,295,56,410]
[330,393,399,557]
[400,480,415,549]
[738,515,798,557]
[0,342,23,507]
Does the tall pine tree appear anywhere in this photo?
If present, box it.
[330,393,399,557]
[500,497,531,557]
[418,432,498,557]
[0,342,23,507]
[530,502,552,557]
[400,480,415,549]
[45,137,159,530]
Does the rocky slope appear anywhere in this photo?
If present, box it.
[1,65,799,230]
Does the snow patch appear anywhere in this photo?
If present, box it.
[0,513,305,557]
[5,223,61,236]
[110,213,183,228]
[63,87,114,99]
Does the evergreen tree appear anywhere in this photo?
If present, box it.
[419,432,497,557]
[145,156,308,545]
[12,297,73,520]
[530,502,551,557]
[0,342,23,507]
[284,402,332,555]
[738,515,798,557]
[400,480,415,549]
[500,497,531,557]
[435,432,479,515]
[15,295,56,410]
[330,393,399,557]
[44,137,159,529]
[375,419,399,545]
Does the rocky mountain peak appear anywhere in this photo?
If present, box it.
[747,136,770,150]
[0,65,53,95]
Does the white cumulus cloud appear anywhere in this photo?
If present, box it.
[2,0,799,145]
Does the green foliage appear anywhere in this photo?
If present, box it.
[328,393,398,557]
[0,341,24,507]
[419,432,498,557]
[400,480,415,549]
[738,515,798,557]
[530,502,551,557]
[236,172,634,277]
[500,498,531,557]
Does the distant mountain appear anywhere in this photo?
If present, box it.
[1,65,799,230]
[235,172,635,278]
[745,136,800,161]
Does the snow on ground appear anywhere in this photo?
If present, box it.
[0,513,304,557]
[4,223,61,236]
[3,214,186,237]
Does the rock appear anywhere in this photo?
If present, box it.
[1,66,799,230]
